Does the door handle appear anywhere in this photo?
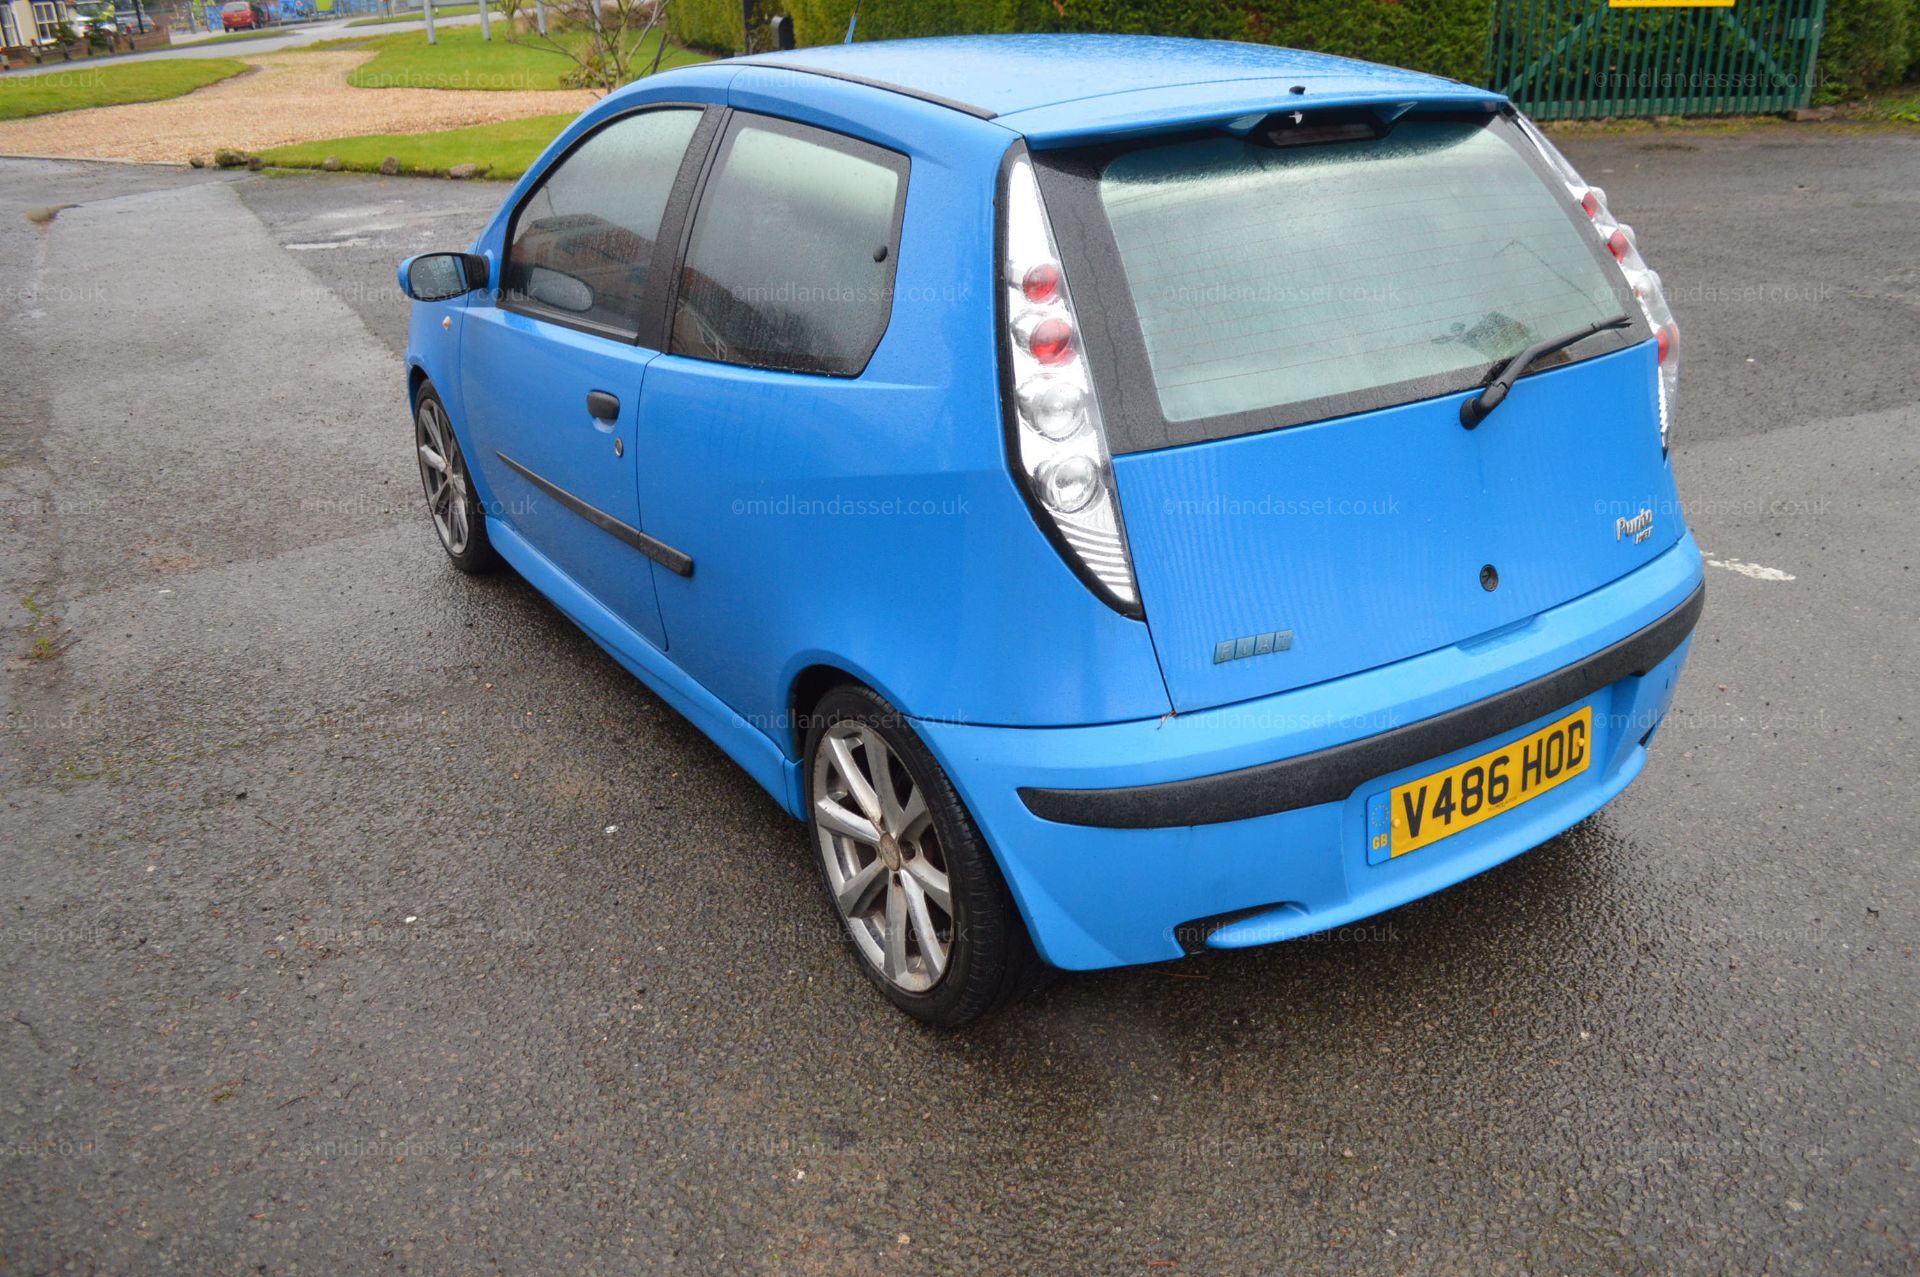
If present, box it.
[586,390,620,422]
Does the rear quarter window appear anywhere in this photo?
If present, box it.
[1040,115,1641,451]
[670,114,907,378]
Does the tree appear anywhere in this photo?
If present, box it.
[519,0,676,95]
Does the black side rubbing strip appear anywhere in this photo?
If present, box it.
[1019,583,1704,829]
[495,452,694,577]
[738,61,999,120]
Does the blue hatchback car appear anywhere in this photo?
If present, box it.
[399,34,1703,1024]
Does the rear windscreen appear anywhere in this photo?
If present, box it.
[1094,119,1625,425]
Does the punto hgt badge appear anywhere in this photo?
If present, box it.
[1617,507,1655,545]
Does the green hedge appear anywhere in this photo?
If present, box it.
[673,0,1914,105]
[774,0,1487,82]
[1816,0,1913,100]
[671,0,747,52]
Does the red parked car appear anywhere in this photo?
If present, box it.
[220,1,266,30]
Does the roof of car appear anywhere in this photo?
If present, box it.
[734,34,1490,127]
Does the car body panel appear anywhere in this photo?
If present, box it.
[460,311,671,649]
[915,533,1702,969]
[1112,341,1683,713]
[734,34,1472,121]
[628,74,1172,735]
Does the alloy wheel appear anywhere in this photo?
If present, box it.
[812,721,954,993]
[415,396,472,557]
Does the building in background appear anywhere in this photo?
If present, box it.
[2,0,78,45]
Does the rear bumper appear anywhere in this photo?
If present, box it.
[914,534,1705,971]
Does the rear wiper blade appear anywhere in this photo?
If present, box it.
[1459,313,1633,429]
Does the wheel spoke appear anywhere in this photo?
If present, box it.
[826,733,882,824]
[897,784,929,843]
[448,491,469,545]
[865,728,911,832]
[425,404,450,455]
[431,482,453,516]
[904,856,951,915]
[883,877,909,983]
[418,444,449,474]
[814,795,879,848]
[902,875,948,982]
[835,856,886,916]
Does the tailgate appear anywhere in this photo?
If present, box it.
[1033,108,1679,713]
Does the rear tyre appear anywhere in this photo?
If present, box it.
[414,382,498,574]
[805,683,1046,1027]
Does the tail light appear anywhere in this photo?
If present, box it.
[1000,150,1141,615]
[1513,113,1679,456]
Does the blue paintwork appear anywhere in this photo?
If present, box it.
[462,308,671,649]
[1116,340,1682,714]
[916,534,1702,969]
[400,35,1704,973]
[634,71,1169,732]
[737,34,1483,119]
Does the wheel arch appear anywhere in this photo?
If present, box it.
[406,361,431,409]
[788,662,859,760]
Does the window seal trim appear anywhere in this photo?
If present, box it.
[1034,111,1651,456]
[663,108,911,380]
[496,101,719,351]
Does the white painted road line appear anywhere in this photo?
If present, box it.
[1703,553,1796,582]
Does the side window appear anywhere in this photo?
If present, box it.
[503,107,702,339]
[671,115,907,377]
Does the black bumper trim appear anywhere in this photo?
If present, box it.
[1018,582,1704,830]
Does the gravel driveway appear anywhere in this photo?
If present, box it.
[0,50,594,164]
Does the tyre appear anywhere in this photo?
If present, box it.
[413,382,498,574]
[805,683,1046,1026]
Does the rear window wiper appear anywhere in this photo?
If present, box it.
[1460,313,1633,429]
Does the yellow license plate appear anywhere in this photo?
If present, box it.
[1377,706,1593,859]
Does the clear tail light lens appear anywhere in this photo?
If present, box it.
[1001,151,1141,613]
[1513,112,1679,454]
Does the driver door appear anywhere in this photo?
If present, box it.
[461,104,713,651]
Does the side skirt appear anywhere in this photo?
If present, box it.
[487,521,805,818]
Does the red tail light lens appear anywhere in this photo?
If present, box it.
[1656,324,1673,364]
[1580,189,1599,218]
[1027,317,1074,365]
[1607,228,1630,261]
[1021,261,1061,303]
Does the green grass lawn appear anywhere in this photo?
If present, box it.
[345,4,480,25]
[0,57,250,122]
[258,112,570,177]
[340,22,703,90]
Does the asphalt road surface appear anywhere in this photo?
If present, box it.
[1,128,1916,1275]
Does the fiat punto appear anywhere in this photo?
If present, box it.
[398,35,1703,1025]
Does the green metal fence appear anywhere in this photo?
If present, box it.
[1489,0,1829,119]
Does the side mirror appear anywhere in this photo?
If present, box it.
[399,252,489,302]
